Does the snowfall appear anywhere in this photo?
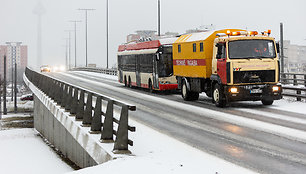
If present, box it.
[0,71,305,174]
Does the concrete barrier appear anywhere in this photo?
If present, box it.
[23,73,127,168]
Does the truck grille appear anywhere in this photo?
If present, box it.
[233,70,275,84]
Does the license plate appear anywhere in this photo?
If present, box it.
[250,88,262,93]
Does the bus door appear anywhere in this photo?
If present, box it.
[136,55,141,87]
[153,53,160,89]
[118,56,123,83]
[119,69,123,83]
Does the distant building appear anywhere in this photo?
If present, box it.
[0,45,28,83]
[126,30,179,43]
[283,40,306,73]
[126,30,157,43]
[185,24,215,34]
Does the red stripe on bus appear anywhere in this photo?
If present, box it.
[173,59,206,66]
[159,83,178,90]
[118,40,161,52]
[127,81,178,91]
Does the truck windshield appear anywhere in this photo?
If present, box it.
[228,39,276,59]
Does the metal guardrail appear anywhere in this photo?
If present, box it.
[281,73,306,86]
[71,67,117,76]
[281,73,306,101]
[25,67,135,153]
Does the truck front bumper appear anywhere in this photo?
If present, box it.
[224,84,282,102]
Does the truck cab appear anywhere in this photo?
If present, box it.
[211,31,282,106]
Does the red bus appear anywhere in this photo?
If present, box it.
[117,38,178,92]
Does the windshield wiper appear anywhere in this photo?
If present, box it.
[230,56,273,59]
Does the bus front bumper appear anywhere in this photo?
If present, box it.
[158,83,178,91]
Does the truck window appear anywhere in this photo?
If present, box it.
[216,43,226,59]
[178,44,181,53]
[200,42,204,52]
[228,39,276,59]
[193,43,196,52]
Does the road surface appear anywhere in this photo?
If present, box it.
[48,71,306,174]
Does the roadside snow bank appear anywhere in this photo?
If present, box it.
[0,129,73,174]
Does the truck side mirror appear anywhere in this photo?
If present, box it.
[276,42,280,53]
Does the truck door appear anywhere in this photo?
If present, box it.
[216,43,228,84]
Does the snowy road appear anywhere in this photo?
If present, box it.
[48,71,306,174]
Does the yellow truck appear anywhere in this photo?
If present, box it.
[173,29,282,107]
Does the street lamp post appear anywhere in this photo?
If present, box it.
[106,0,109,69]
[69,20,82,68]
[65,30,72,70]
[158,0,161,37]
[33,1,45,70]
[6,42,22,113]
[3,55,7,115]
[280,23,284,74]
[0,76,2,119]
[63,38,69,70]
[78,8,95,67]
[14,55,17,113]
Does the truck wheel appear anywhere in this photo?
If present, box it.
[212,83,226,107]
[206,91,212,98]
[182,80,199,101]
[261,98,274,105]
[205,85,212,97]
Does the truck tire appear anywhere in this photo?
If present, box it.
[212,83,226,107]
[182,80,199,101]
[206,91,212,98]
[261,98,274,105]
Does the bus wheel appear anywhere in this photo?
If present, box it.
[148,80,153,93]
[212,83,226,107]
[124,76,127,87]
[261,97,274,105]
[128,77,132,88]
[182,80,199,101]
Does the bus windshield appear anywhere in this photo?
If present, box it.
[157,46,173,77]
[158,53,173,77]
[228,39,276,59]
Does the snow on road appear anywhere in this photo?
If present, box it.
[67,99,305,174]
[67,118,258,174]
[66,71,306,174]
[64,71,306,143]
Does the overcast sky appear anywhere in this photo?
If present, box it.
[1,0,306,69]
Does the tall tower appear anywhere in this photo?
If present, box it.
[33,1,46,69]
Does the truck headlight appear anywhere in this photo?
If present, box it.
[272,86,279,92]
[230,87,238,93]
